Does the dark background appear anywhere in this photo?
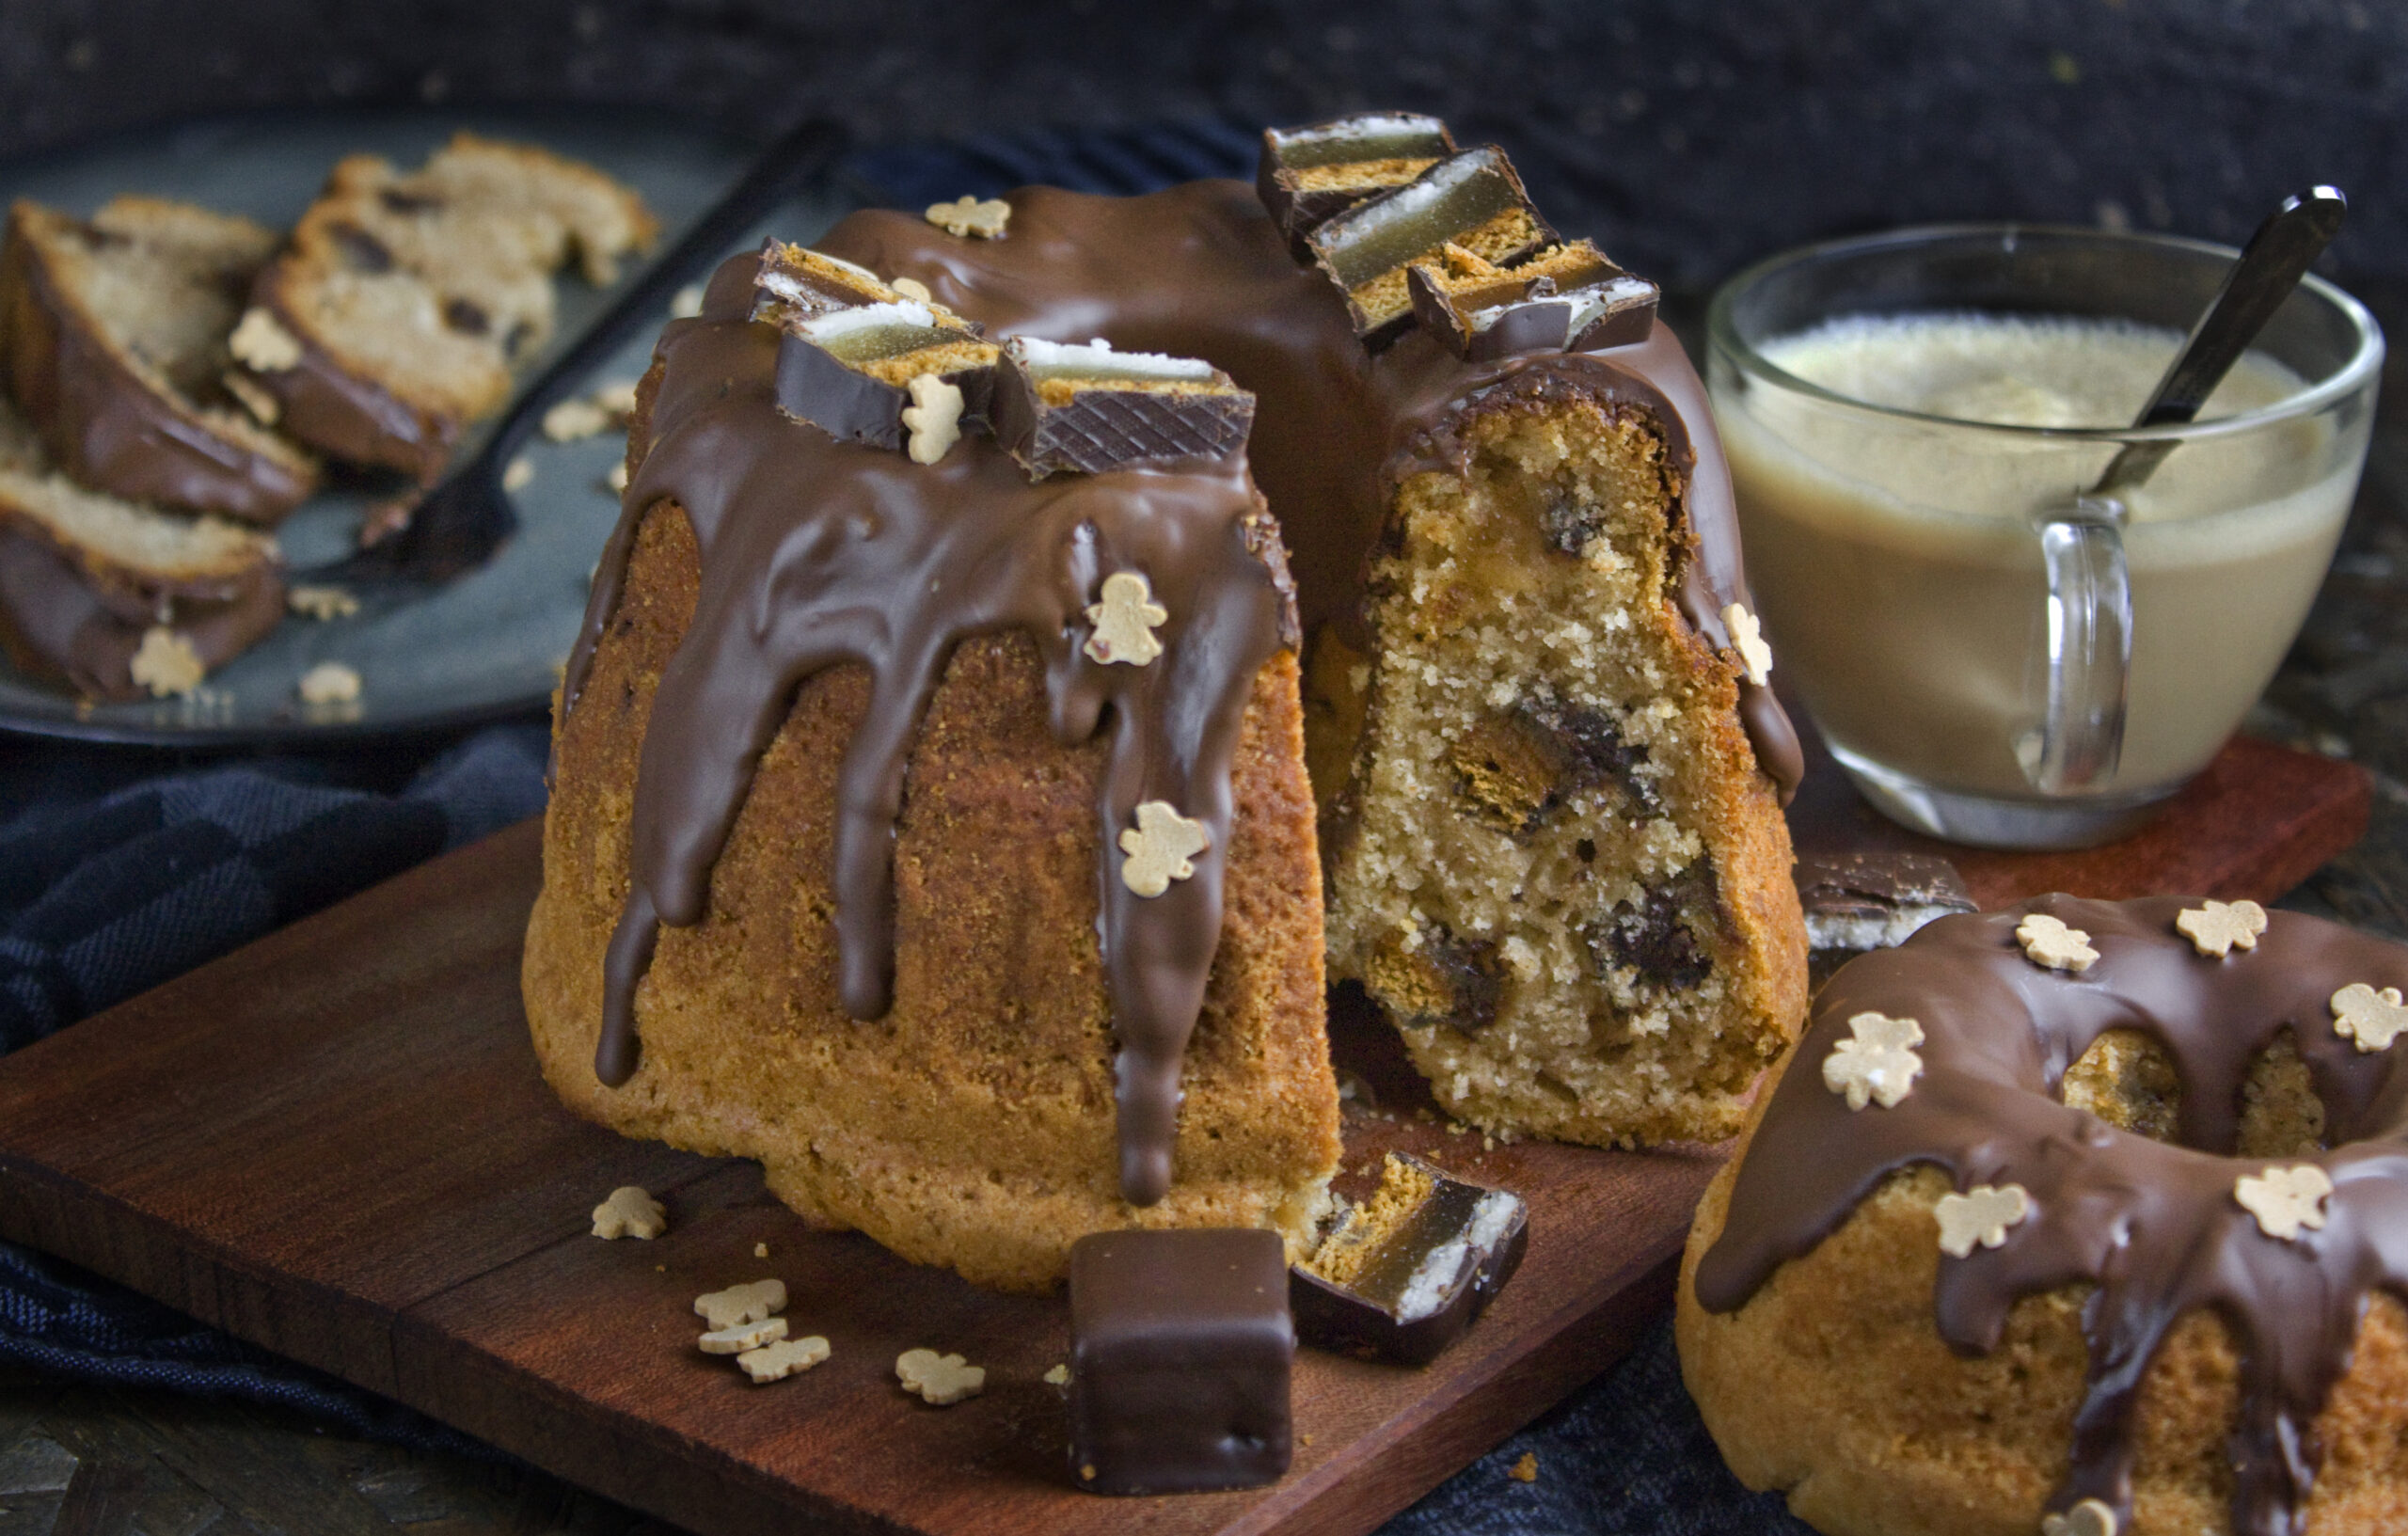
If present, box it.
[2,0,2402,309]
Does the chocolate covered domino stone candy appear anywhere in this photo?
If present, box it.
[991,337,1255,479]
[1067,1228,1292,1496]
[750,240,895,325]
[1407,237,1661,359]
[1304,145,1555,345]
[771,297,998,451]
[1291,1151,1529,1366]
[1796,851,1976,987]
[1257,112,1457,250]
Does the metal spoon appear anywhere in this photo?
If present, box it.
[2026,186,2347,797]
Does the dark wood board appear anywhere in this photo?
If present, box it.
[0,729,2368,1536]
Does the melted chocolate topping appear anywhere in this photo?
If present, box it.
[0,529,284,699]
[1695,895,2408,1536]
[560,180,1800,1209]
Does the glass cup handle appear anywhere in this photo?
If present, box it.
[2026,495,2131,795]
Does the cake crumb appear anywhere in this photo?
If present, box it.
[695,1279,786,1330]
[739,1336,830,1383]
[2017,913,2099,974]
[591,1185,666,1240]
[542,398,612,441]
[130,627,205,697]
[288,585,359,621]
[2332,982,2408,1052]
[605,460,629,494]
[1084,570,1168,666]
[1118,800,1211,897]
[896,1348,985,1404]
[229,307,302,372]
[1042,1363,1069,1386]
[297,660,362,705]
[503,455,535,492]
[925,195,1011,239]
[1934,1182,2030,1257]
[699,1317,787,1355]
[1299,1433,1314,1448]
[753,1242,769,1259]
[1508,1451,1538,1482]
[901,373,964,465]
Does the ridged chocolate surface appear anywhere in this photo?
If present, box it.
[1694,895,2408,1536]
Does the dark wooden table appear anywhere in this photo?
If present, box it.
[5,374,2406,1536]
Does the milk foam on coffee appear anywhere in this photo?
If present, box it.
[1723,312,2359,800]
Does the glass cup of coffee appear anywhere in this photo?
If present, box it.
[1707,224,2384,849]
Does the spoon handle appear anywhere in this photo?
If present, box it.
[2090,185,2347,497]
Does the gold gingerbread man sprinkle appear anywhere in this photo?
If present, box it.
[901,373,964,465]
[693,1279,786,1330]
[1118,800,1210,897]
[590,1185,666,1240]
[2235,1164,2332,1242]
[739,1336,831,1383]
[1934,1183,2031,1259]
[1821,1011,1925,1111]
[925,195,1011,239]
[2175,899,2269,958]
[896,1348,985,1404]
[2040,1497,2118,1536]
[2017,913,2099,974]
[130,627,205,698]
[1720,602,1773,686]
[1085,571,1167,666]
[2331,982,2408,1053]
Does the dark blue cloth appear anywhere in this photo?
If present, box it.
[0,123,1814,1532]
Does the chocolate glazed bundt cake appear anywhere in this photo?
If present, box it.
[524,119,1807,1290]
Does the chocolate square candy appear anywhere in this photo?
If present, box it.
[990,337,1255,479]
[1304,146,1555,346]
[771,298,998,451]
[1067,1228,1292,1496]
[1291,1151,1528,1366]
[750,240,894,326]
[1257,112,1457,251]
[1407,238,1660,359]
[1795,850,1977,990]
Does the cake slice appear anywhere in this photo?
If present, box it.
[1319,351,1808,1147]
[0,397,283,700]
[232,133,657,480]
[0,197,320,523]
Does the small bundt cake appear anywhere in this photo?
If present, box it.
[526,119,1807,1289]
[1678,895,2408,1536]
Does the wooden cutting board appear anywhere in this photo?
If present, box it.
[0,732,2369,1536]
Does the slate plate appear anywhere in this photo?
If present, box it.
[0,106,857,746]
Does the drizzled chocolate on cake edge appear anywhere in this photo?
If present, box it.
[560,177,1801,1210]
[1694,895,2408,1536]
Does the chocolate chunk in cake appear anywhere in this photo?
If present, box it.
[1291,1151,1528,1366]
[1068,1229,1292,1496]
[1305,146,1554,345]
[1408,238,1660,359]
[990,338,1254,479]
[1450,699,1656,837]
[772,299,999,451]
[1256,112,1457,250]
[1365,926,1508,1035]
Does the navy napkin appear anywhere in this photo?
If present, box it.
[0,122,1810,1533]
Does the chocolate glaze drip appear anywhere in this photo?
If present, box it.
[560,180,1801,1208]
[566,250,1289,1207]
[816,182,1799,802]
[1694,895,2408,1536]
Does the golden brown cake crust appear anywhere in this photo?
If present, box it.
[525,497,1341,1291]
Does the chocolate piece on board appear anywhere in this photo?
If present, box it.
[1409,238,1661,359]
[1291,1151,1529,1366]
[771,298,998,451]
[1795,850,1977,990]
[990,337,1255,479]
[1257,112,1457,250]
[1067,1228,1293,1496]
[1305,146,1556,346]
